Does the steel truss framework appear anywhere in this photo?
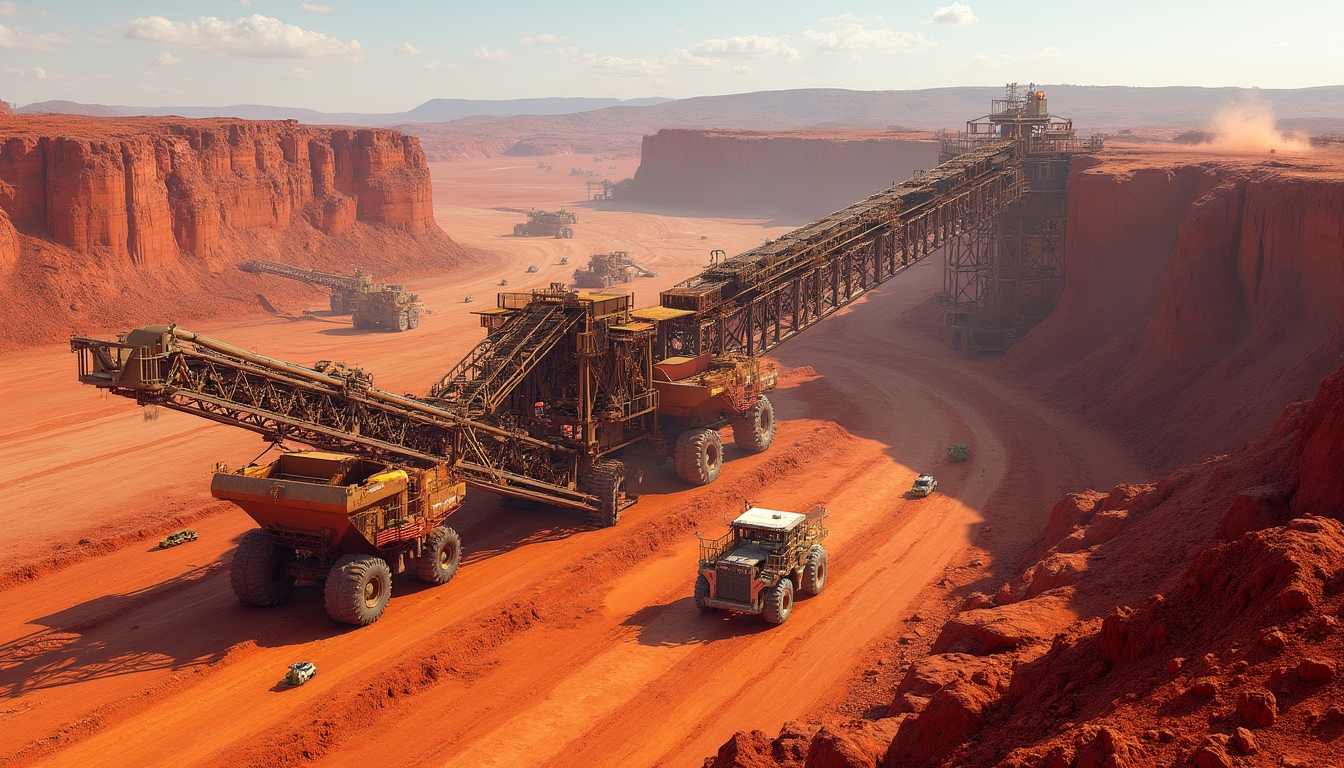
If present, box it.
[72,333,593,508]
[657,141,1025,359]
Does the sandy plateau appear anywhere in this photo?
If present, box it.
[2,138,1343,768]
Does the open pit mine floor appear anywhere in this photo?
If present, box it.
[0,155,1142,768]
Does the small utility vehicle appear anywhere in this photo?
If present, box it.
[909,474,938,498]
[285,661,316,686]
[159,530,198,549]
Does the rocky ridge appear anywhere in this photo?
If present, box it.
[0,114,465,348]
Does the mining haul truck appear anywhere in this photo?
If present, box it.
[694,505,828,624]
[513,208,576,238]
[570,251,660,288]
[213,450,466,625]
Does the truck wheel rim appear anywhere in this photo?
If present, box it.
[364,575,384,606]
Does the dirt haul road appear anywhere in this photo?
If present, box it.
[0,155,1140,768]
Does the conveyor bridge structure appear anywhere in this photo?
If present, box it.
[72,137,1029,522]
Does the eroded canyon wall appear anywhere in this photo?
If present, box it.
[619,128,940,222]
[1005,154,1344,469]
[0,115,464,349]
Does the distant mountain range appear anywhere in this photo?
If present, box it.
[14,96,674,125]
[18,85,1344,132]
[15,85,1344,161]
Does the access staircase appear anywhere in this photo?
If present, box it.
[429,303,586,417]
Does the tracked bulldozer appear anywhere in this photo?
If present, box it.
[512,208,577,238]
[571,251,660,288]
[238,259,424,332]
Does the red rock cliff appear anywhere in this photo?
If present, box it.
[619,128,940,222]
[1004,150,1344,469]
[0,116,435,265]
[0,114,465,349]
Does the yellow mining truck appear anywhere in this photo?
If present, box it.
[694,505,828,624]
[212,451,465,626]
[651,353,778,485]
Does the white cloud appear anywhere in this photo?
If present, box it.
[577,53,665,76]
[690,34,799,60]
[803,21,934,53]
[0,2,46,17]
[551,45,579,57]
[236,0,251,5]
[123,14,365,61]
[152,51,182,66]
[733,65,754,74]
[522,32,559,44]
[395,42,422,55]
[0,3,17,16]
[928,3,978,26]
[422,60,453,70]
[297,3,332,12]
[290,67,314,79]
[473,46,510,61]
[0,22,66,50]
[6,65,50,78]
[968,47,1062,67]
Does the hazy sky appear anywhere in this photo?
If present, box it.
[2,1,1342,112]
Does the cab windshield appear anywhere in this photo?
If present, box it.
[735,526,789,550]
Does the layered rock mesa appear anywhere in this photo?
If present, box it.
[0,115,435,267]
[617,128,940,222]
[1004,148,1344,470]
[0,114,465,349]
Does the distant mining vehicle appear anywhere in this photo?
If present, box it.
[212,450,466,626]
[694,505,828,624]
[526,264,540,273]
[238,259,423,332]
[513,208,576,238]
[948,445,969,462]
[571,251,660,288]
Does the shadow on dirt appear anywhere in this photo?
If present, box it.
[0,504,598,698]
[621,597,774,647]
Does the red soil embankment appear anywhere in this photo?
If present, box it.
[1004,147,1344,470]
[0,114,468,349]
[617,128,940,222]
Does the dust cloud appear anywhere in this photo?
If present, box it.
[1206,101,1310,153]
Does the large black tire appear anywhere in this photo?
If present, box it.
[763,578,794,625]
[585,459,626,527]
[395,311,410,332]
[324,554,392,626]
[329,295,346,314]
[413,526,462,585]
[352,313,369,329]
[733,395,776,453]
[674,428,723,486]
[406,308,420,330]
[230,529,296,607]
[801,545,828,596]
[694,574,716,613]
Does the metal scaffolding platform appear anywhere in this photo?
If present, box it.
[935,83,1101,355]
